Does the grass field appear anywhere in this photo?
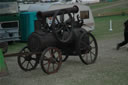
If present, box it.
[89,0,128,17]
[90,1,119,9]
[93,15,128,39]
[8,42,26,53]
[92,5,128,16]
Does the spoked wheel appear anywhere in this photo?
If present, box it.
[40,47,62,74]
[17,46,39,71]
[79,32,98,65]
[51,10,74,43]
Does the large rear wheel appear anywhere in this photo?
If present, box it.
[79,32,98,65]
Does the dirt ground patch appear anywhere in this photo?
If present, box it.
[0,33,128,85]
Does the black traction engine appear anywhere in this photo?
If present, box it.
[17,6,98,74]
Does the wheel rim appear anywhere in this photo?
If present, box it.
[40,47,62,74]
[79,32,98,64]
[18,47,38,71]
[51,10,73,43]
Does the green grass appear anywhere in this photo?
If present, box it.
[92,4,128,16]
[90,1,118,9]
[89,0,128,17]
[92,15,128,39]
[89,0,121,9]
[8,42,26,53]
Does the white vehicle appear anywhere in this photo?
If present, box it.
[48,3,95,31]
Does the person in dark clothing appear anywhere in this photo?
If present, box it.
[117,20,128,50]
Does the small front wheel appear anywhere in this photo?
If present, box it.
[40,47,62,74]
[17,46,39,71]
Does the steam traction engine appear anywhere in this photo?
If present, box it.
[17,6,98,74]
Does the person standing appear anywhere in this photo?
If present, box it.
[117,20,128,50]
